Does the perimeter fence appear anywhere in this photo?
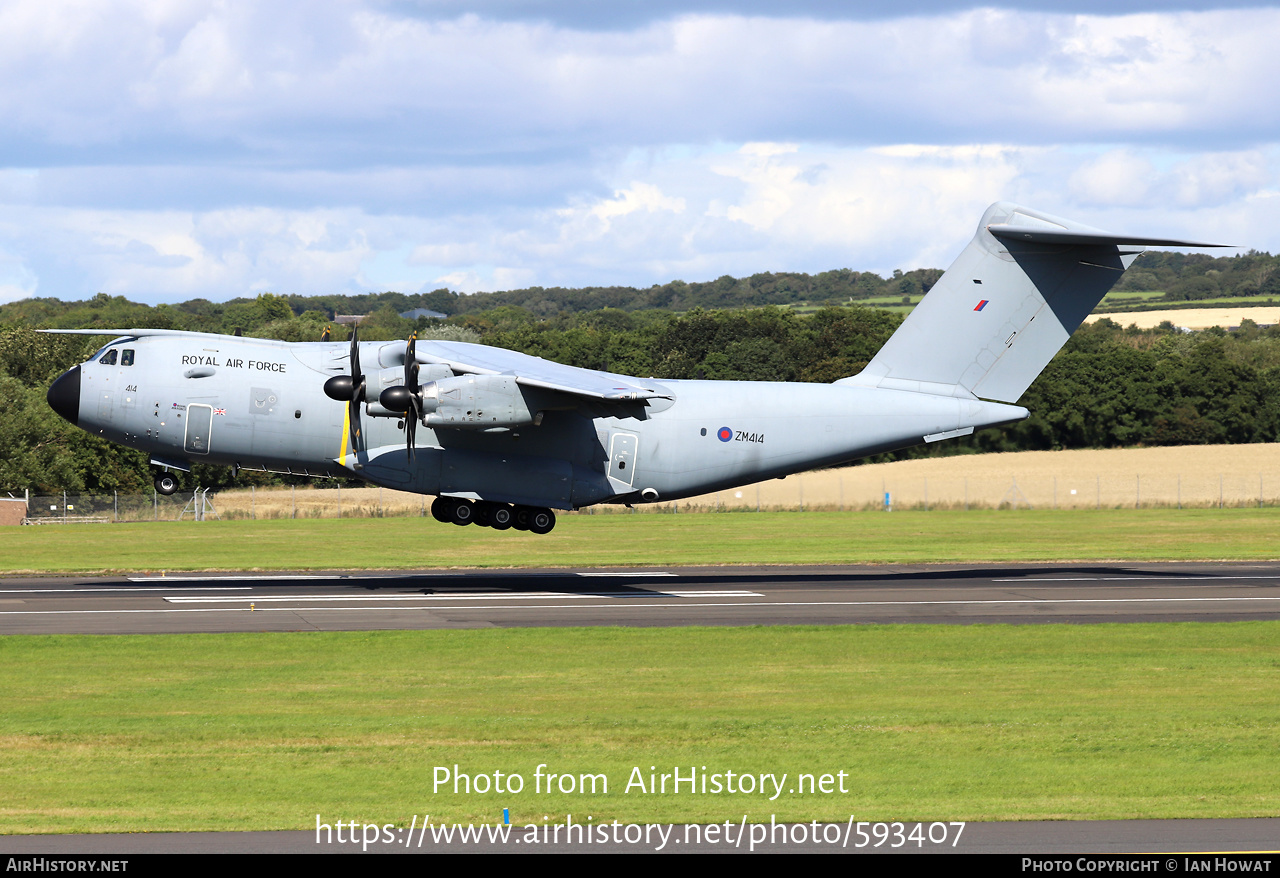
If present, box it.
[8,466,1280,524]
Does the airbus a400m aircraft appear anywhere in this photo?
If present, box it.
[44,203,1222,534]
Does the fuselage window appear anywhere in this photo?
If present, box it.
[98,349,118,366]
[122,349,135,366]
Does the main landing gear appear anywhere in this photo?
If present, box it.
[431,497,556,534]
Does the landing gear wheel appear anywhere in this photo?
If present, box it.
[528,507,556,535]
[489,504,513,530]
[430,497,451,523]
[512,507,532,531]
[448,499,475,526]
[154,474,179,495]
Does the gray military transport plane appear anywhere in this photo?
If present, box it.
[43,202,1224,534]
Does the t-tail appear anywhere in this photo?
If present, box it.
[838,202,1229,403]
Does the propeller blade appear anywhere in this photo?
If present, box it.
[347,327,364,454]
[405,333,419,460]
[321,325,331,342]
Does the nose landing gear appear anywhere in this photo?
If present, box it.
[154,473,179,495]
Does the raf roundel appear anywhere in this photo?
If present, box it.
[717,426,733,442]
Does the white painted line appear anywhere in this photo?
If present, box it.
[665,591,761,597]
[164,592,588,603]
[576,572,677,577]
[128,575,353,582]
[0,587,253,594]
[992,574,1280,582]
[6,594,1280,619]
[163,589,760,604]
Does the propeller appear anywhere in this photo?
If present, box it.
[321,324,331,342]
[379,333,422,460]
[322,327,365,454]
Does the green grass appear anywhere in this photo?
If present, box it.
[2,509,1279,574]
[1096,293,1280,313]
[1,623,1278,832]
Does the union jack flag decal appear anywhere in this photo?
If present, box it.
[213,408,226,416]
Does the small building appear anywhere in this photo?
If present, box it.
[399,308,447,321]
[0,496,28,526]
[334,314,366,326]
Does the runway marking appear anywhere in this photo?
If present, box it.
[576,572,678,577]
[163,590,760,604]
[125,572,677,583]
[0,587,253,594]
[7,594,1280,618]
[128,575,359,582]
[992,575,1280,582]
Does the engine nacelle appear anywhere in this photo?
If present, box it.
[421,375,537,428]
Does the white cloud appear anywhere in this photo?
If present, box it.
[2,5,1280,160]
[0,4,1278,302]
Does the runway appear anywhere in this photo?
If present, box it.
[4,561,1280,634]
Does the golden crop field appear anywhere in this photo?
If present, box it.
[199,443,1280,519]
[1087,306,1280,329]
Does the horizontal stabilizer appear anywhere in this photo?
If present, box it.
[987,224,1229,249]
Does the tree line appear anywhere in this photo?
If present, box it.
[2,295,1279,494]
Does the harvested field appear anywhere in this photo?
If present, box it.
[676,444,1280,512]
[1086,306,1280,330]
[185,444,1280,519]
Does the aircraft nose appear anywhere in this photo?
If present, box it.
[47,365,81,426]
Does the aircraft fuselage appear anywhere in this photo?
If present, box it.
[48,332,1027,511]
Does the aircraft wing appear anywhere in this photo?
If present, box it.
[41,329,672,402]
[418,340,670,401]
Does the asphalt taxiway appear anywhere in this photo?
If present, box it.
[4,561,1280,634]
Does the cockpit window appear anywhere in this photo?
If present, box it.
[98,349,118,366]
[122,349,135,367]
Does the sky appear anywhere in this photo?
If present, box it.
[0,0,1277,304]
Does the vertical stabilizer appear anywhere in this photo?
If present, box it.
[838,202,1225,403]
